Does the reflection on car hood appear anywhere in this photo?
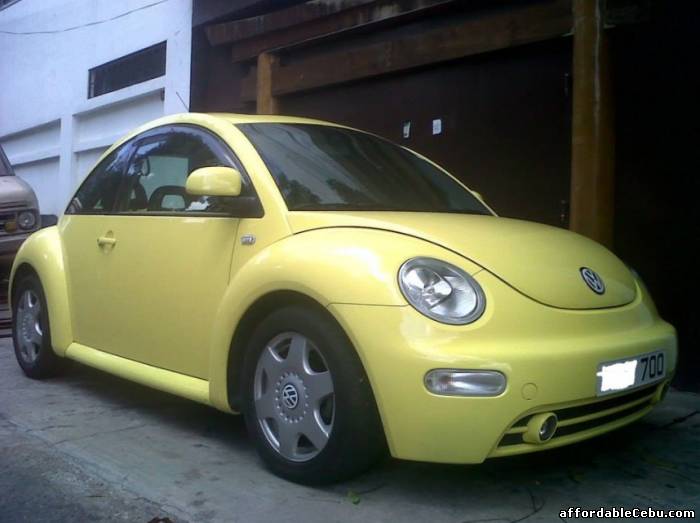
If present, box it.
[287,211,637,310]
[0,176,39,209]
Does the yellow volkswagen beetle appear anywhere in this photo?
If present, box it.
[10,113,676,484]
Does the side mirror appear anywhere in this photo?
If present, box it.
[186,166,242,197]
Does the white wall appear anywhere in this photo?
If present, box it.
[0,0,192,215]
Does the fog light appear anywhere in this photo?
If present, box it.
[523,413,558,444]
[424,369,506,397]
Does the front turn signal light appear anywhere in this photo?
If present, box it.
[424,369,506,397]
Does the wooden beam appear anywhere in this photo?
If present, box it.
[230,0,456,63]
[269,0,572,97]
[206,0,375,46]
[569,0,614,247]
[256,52,279,114]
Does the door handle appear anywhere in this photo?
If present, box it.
[97,236,117,247]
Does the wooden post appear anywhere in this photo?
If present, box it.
[256,52,279,114]
[570,0,615,247]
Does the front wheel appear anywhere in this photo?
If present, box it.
[242,305,386,484]
[12,273,68,379]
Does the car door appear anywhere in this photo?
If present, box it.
[64,125,258,379]
[62,140,135,360]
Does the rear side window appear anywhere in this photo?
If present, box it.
[66,143,132,214]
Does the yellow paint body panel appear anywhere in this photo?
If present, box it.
[66,342,209,405]
[206,227,483,412]
[60,214,240,378]
[10,112,678,464]
[288,211,636,309]
[186,166,242,197]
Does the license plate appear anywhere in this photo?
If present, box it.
[596,350,666,396]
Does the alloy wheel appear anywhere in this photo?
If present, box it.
[253,332,335,462]
[16,289,43,364]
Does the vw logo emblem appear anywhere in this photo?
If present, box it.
[580,267,605,295]
[281,383,299,410]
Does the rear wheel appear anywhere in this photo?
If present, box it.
[12,273,67,379]
[242,305,386,484]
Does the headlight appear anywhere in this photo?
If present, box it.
[17,211,36,230]
[398,257,485,324]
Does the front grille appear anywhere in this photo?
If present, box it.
[0,201,28,209]
[496,384,659,450]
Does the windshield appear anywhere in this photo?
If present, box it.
[237,123,490,215]
[0,146,13,176]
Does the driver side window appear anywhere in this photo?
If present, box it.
[66,143,132,215]
[119,126,248,215]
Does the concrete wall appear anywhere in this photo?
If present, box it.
[0,0,192,216]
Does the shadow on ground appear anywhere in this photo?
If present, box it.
[51,360,700,508]
[2,343,698,522]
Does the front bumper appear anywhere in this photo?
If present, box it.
[329,270,677,464]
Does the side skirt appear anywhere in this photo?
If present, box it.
[65,343,211,406]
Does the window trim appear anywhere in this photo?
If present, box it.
[66,123,263,218]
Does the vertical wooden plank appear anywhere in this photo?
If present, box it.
[569,0,615,247]
[256,52,279,114]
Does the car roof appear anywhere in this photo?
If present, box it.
[211,113,341,127]
[116,112,342,144]
[101,112,348,158]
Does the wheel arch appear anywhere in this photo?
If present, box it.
[10,227,73,355]
[11,261,38,289]
[224,290,332,412]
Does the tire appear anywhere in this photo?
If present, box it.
[12,272,68,379]
[242,305,386,484]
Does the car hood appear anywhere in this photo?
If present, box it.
[287,211,637,310]
[0,175,39,209]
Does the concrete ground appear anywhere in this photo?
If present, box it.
[1,338,698,523]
